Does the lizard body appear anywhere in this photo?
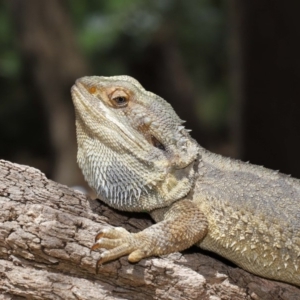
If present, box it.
[71,75,300,287]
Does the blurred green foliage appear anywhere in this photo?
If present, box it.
[0,5,20,78]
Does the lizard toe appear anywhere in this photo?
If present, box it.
[96,244,135,267]
[95,227,130,242]
[92,237,123,250]
[128,249,147,262]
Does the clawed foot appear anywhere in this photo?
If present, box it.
[91,227,149,272]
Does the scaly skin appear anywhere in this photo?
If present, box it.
[71,75,300,287]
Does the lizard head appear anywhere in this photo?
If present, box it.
[71,75,199,211]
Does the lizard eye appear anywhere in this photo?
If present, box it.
[112,96,128,107]
[151,135,166,151]
[109,89,129,108]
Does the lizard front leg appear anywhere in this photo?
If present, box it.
[91,199,208,270]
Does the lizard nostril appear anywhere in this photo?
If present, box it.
[88,86,97,94]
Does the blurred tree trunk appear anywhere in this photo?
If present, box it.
[230,0,300,177]
[130,27,210,147]
[9,0,88,185]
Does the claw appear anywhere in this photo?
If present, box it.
[95,231,105,242]
[91,242,102,251]
[96,257,104,273]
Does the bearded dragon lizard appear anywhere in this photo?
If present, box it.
[71,75,300,287]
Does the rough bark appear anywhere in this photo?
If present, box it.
[0,160,299,300]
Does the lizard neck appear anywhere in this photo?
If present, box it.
[77,129,199,212]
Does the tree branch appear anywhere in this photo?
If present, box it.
[0,160,299,299]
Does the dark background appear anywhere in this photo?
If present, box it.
[1,0,300,188]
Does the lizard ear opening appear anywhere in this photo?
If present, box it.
[150,135,166,151]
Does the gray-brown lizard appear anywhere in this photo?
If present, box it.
[71,75,300,287]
